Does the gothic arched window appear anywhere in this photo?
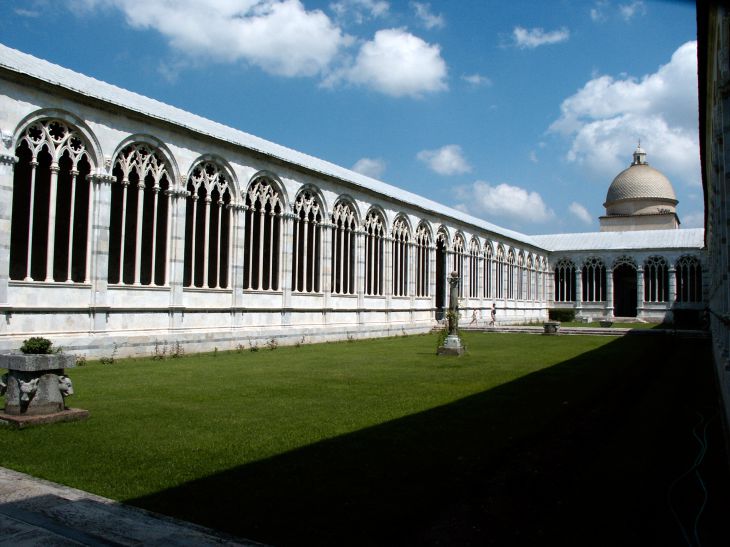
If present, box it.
[496,246,506,299]
[676,255,702,303]
[468,238,480,298]
[452,234,465,297]
[331,200,357,295]
[483,243,493,298]
[10,119,94,283]
[108,142,170,286]
[644,256,669,302]
[554,258,576,302]
[526,255,534,301]
[364,210,385,296]
[243,177,282,291]
[582,257,606,302]
[292,190,323,293]
[392,217,411,297]
[415,223,431,297]
[184,161,232,289]
[507,249,516,300]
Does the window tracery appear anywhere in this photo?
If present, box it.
[391,217,411,297]
[243,177,282,291]
[452,234,465,297]
[10,119,94,283]
[291,190,322,293]
[582,257,606,302]
[108,142,170,286]
[468,238,480,298]
[676,255,702,302]
[483,243,493,299]
[331,200,357,295]
[644,255,668,302]
[554,257,576,302]
[496,246,505,299]
[184,161,231,289]
[364,210,385,296]
[414,223,431,297]
[507,249,516,300]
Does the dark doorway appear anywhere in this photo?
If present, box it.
[613,264,637,317]
[436,238,446,320]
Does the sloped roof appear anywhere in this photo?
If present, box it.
[0,43,538,248]
[531,228,704,252]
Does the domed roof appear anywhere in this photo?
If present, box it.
[604,146,677,206]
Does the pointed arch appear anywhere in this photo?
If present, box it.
[582,256,606,302]
[291,186,324,293]
[496,244,506,299]
[9,117,97,283]
[108,140,173,286]
[468,237,481,298]
[452,232,466,297]
[242,174,283,291]
[391,214,412,296]
[483,241,494,299]
[676,255,702,303]
[644,255,669,302]
[554,257,576,302]
[331,196,359,295]
[183,159,233,289]
[364,207,386,296]
[415,221,432,297]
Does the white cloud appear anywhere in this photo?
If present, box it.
[462,73,491,87]
[529,150,539,163]
[14,8,41,17]
[550,41,700,188]
[330,0,389,24]
[76,0,349,78]
[619,1,645,20]
[417,145,471,175]
[513,26,569,49]
[590,1,608,22]
[569,202,593,224]
[681,211,704,228]
[455,181,554,223]
[333,28,447,97]
[352,157,386,178]
[411,2,444,29]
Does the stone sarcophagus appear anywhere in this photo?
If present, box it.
[0,353,77,416]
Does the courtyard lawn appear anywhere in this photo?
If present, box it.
[1,332,728,546]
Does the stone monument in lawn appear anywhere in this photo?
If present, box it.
[438,271,465,356]
[0,338,88,428]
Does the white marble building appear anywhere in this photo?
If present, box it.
[0,44,706,357]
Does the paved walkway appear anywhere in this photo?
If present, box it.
[0,466,261,546]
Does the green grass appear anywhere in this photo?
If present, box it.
[559,320,663,328]
[1,332,727,545]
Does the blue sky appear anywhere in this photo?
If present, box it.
[0,0,700,234]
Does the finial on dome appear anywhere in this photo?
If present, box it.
[632,141,647,165]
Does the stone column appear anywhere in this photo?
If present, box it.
[166,184,188,329]
[384,235,393,297]
[575,268,583,313]
[429,243,437,311]
[605,267,614,318]
[0,151,17,305]
[321,221,333,320]
[356,228,366,324]
[280,212,294,316]
[88,172,115,331]
[668,267,677,306]
[230,204,246,307]
[636,268,645,317]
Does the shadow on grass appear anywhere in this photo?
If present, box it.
[125,335,729,547]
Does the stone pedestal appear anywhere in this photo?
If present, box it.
[0,354,86,423]
[543,321,560,335]
[438,334,465,356]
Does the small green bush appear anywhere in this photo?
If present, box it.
[19,337,54,354]
[548,309,575,322]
